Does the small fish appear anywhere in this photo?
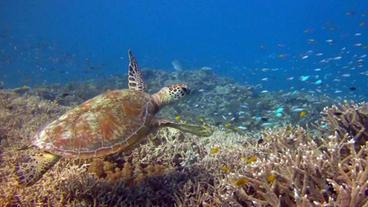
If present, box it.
[315,53,324,56]
[201,66,212,71]
[171,59,183,71]
[224,122,232,129]
[234,178,249,187]
[320,58,329,63]
[210,146,220,155]
[245,155,257,164]
[277,53,288,59]
[314,80,322,85]
[349,87,357,91]
[261,117,269,122]
[275,112,283,118]
[267,175,277,183]
[341,73,351,78]
[61,92,71,97]
[261,122,273,127]
[299,111,307,118]
[222,165,231,174]
[321,124,328,129]
[274,107,284,116]
[301,55,309,60]
[333,112,343,116]
[299,75,310,82]
[237,126,247,130]
[326,39,334,44]
[307,38,315,44]
[360,71,368,76]
[257,138,264,144]
[175,115,182,122]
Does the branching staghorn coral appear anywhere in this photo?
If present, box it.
[0,91,67,147]
[0,91,227,206]
[321,102,368,152]
[225,103,368,206]
[1,90,367,207]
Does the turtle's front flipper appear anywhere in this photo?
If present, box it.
[15,151,61,186]
[157,119,213,137]
[128,49,145,91]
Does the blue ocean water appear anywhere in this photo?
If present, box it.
[0,1,367,100]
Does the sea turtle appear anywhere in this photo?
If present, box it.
[15,50,213,186]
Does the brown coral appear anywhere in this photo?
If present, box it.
[1,89,367,206]
[322,102,368,152]
[225,103,368,206]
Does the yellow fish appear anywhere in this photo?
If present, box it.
[267,175,277,183]
[245,155,257,164]
[299,111,307,118]
[224,122,232,129]
[210,146,220,155]
[234,178,249,187]
[175,115,181,122]
[221,165,230,174]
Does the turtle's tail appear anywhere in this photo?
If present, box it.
[15,152,61,186]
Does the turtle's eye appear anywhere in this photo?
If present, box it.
[182,86,190,94]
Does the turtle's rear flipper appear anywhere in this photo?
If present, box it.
[15,152,60,186]
[158,119,213,137]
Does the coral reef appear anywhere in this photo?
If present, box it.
[224,126,368,206]
[0,91,67,149]
[322,102,368,152]
[0,69,368,206]
[0,89,367,206]
[18,69,334,132]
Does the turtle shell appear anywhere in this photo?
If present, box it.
[33,89,157,158]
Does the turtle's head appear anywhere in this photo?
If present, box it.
[152,84,190,108]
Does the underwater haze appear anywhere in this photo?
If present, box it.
[4,1,368,206]
[1,0,368,101]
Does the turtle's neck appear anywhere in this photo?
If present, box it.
[151,87,171,109]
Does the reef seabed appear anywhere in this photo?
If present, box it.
[1,70,367,206]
